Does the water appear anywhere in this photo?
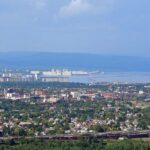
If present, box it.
[1,53,150,72]
[1,53,150,84]
[70,72,150,83]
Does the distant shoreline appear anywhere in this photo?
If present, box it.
[0,52,150,72]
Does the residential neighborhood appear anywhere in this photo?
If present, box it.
[0,82,149,137]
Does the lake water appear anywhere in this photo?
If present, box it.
[69,72,150,83]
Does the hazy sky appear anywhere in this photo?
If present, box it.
[0,0,150,56]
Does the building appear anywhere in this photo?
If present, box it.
[41,76,69,82]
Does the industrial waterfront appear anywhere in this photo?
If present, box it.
[1,69,150,84]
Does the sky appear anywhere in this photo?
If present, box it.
[0,0,150,57]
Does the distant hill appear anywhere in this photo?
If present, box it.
[0,52,149,71]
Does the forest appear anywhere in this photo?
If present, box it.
[0,139,150,150]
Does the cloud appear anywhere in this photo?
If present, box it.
[57,0,116,18]
[59,0,93,17]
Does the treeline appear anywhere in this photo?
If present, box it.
[0,139,150,150]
